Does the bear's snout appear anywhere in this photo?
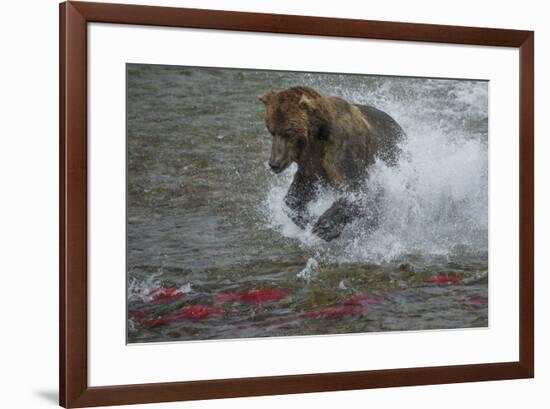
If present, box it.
[269,159,283,173]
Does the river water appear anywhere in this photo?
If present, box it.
[127,64,488,343]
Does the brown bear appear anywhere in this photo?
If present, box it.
[259,85,404,241]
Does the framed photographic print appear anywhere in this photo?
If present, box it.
[60,1,534,407]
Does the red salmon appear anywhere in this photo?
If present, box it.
[428,275,463,284]
[167,305,224,320]
[128,310,147,320]
[216,289,288,304]
[142,318,168,328]
[461,296,488,306]
[301,305,364,319]
[148,287,186,302]
[142,305,224,328]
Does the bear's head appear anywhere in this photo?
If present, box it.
[259,86,329,174]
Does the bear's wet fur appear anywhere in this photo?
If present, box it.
[260,86,404,241]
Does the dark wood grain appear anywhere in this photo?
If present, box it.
[72,1,530,47]
[59,1,535,407]
[60,2,88,407]
[59,5,66,406]
[519,32,535,377]
[68,362,531,408]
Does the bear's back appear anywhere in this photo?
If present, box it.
[356,104,405,167]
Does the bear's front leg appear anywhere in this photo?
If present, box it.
[284,172,317,229]
[312,198,360,241]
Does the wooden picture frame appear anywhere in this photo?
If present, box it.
[59,1,534,407]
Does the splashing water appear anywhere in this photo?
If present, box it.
[128,271,192,303]
[126,64,488,343]
[297,257,319,282]
[263,77,488,266]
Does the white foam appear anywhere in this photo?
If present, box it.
[297,257,319,282]
[261,79,488,265]
[128,271,193,303]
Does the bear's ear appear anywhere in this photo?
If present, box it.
[258,92,275,105]
[298,94,317,111]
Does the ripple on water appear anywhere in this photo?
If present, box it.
[127,64,488,343]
